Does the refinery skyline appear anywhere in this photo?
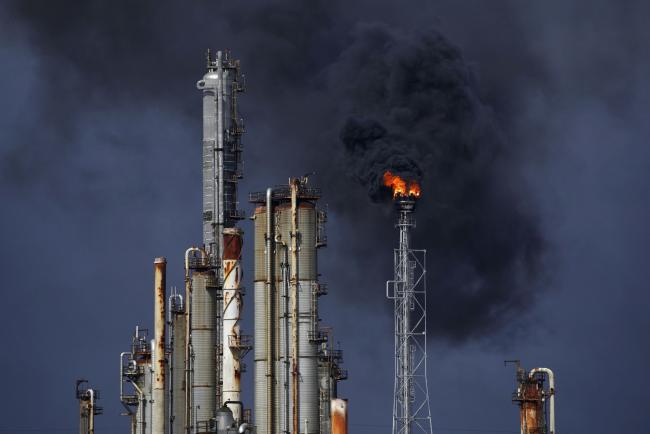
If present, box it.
[1,1,649,434]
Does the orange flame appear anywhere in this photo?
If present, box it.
[383,171,421,199]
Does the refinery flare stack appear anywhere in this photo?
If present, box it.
[383,172,432,434]
[116,50,348,434]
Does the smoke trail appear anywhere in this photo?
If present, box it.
[331,24,545,342]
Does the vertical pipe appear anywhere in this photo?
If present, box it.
[184,247,205,434]
[529,368,555,434]
[266,188,276,434]
[216,50,225,264]
[290,179,300,434]
[281,243,290,434]
[223,228,244,421]
[88,389,95,434]
[171,297,187,434]
[215,50,226,417]
[153,258,167,434]
[184,273,192,434]
[330,399,347,434]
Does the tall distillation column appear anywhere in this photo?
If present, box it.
[195,48,247,427]
[223,227,250,422]
[250,178,339,434]
[386,193,433,434]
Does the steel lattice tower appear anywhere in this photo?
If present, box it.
[386,198,433,434]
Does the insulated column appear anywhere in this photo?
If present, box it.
[223,227,244,421]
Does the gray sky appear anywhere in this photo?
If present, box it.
[0,1,648,433]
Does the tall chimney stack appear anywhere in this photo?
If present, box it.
[152,257,167,434]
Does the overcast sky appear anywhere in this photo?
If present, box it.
[1,1,649,433]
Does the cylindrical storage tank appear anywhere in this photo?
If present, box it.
[171,312,186,434]
[254,203,277,434]
[279,200,319,434]
[254,203,317,280]
[136,355,153,434]
[253,196,321,434]
[285,202,319,434]
[191,270,218,425]
[222,228,243,421]
[275,203,317,280]
[254,278,269,434]
[330,399,347,434]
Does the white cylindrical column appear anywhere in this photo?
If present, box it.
[223,228,244,421]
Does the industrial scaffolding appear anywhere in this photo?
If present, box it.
[386,198,433,434]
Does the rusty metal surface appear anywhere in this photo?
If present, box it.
[223,227,243,260]
[253,181,328,434]
[153,257,167,434]
[223,229,244,422]
[520,381,544,434]
[331,399,347,434]
[511,364,547,434]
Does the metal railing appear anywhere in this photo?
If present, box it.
[309,329,328,343]
[228,334,253,349]
[248,185,322,203]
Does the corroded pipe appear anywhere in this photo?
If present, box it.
[529,368,555,434]
[290,179,300,434]
[153,257,167,434]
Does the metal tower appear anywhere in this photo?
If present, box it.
[76,379,102,434]
[386,197,433,434]
[194,48,248,425]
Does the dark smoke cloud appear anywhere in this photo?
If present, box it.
[1,1,545,344]
[327,24,545,342]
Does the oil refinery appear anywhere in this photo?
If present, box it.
[110,50,348,434]
[75,51,556,434]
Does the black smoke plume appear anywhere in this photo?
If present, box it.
[330,24,545,342]
[2,1,546,344]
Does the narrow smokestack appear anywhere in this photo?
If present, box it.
[152,257,167,434]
